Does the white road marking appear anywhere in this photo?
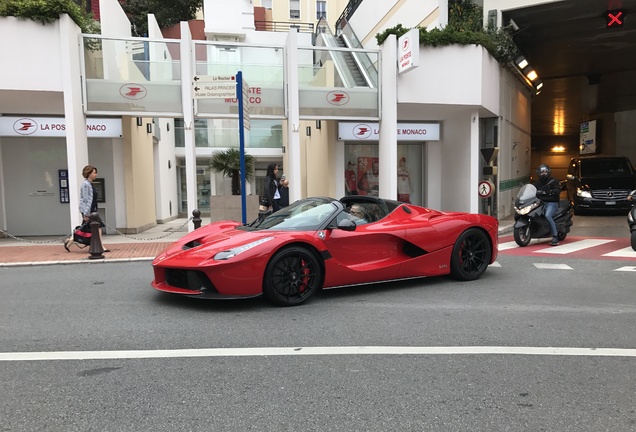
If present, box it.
[2,346,636,361]
[614,266,636,272]
[490,261,501,267]
[498,241,519,251]
[533,263,572,270]
[535,239,615,254]
[604,247,636,258]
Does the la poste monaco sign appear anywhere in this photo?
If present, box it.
[398,28,420,74]
[338,122,440,141]
[0,117,123,138]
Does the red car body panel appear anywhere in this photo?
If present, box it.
[151,198,498,300]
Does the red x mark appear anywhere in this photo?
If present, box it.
[607,11,623,27]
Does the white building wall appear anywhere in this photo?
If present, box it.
[0,17,64,92]
[99,0,133,37]
[438,110,473,212]
[148,15,179,222]
[204,0,254,36]
[348,0,440,49]
[398,45,498,115]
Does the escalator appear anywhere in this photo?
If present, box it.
[314,18,377,89]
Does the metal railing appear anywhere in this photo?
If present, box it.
[254,21,314,33]
[335,0,364,34]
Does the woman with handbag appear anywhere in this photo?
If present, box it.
[64,165,110,252]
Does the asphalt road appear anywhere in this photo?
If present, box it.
[1,233,635,432]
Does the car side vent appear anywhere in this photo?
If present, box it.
[401,206,412,214]
[403,241,427,258]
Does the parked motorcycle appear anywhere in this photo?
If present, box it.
[628,190,636,251]
[513,184,574,247]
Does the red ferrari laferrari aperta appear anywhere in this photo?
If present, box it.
[151,196,498,306]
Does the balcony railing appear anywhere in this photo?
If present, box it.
[254,21,314,33]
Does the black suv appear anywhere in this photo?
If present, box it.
[565,156,636,214]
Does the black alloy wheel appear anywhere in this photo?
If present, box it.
[263,246,322,306]
[450,228,491,281]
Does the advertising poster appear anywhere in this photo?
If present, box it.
[357,157,379,196]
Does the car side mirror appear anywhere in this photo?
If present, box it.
[337,219,356,231]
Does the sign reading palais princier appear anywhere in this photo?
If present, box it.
[0,117,123,138]
[338,122,440,141]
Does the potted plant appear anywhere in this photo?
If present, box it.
[209,148,256,195]
[208,148,258,222]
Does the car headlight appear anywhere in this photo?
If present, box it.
[214,237,275,260]
[514,201,540,215]
[576,188,592,198]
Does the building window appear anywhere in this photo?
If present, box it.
[262,0,272,8]
[316,1,326,20]
[290,0,300,19]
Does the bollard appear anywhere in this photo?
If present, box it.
[192,209,202,230]
[88,212,105,260]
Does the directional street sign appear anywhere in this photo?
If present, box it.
[241,77,250,130]
[193,75,235,82]
[192,82,237,99]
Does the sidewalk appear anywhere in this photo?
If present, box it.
[0,216,515,267]
[0,218,192,267]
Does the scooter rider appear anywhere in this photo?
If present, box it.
[534,164,561,246]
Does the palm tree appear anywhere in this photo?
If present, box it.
[209,148,256,195]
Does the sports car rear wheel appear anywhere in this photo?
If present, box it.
[263,246,322,306]
[450,228,491,281]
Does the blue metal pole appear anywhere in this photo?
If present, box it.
[237,71,247,224]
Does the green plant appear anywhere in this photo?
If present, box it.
[209,148,256,196]
[120,0,202,37]
[375,0,518,65]
[0,0,99,33]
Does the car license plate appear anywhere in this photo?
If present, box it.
[605,201,616,205]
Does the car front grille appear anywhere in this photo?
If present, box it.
[165,268,217,293]
[591,189,630,200]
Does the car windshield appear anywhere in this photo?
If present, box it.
[581,159,634,177]
[245,198,338,231]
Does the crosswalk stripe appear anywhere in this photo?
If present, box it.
[535,239,615,255]
[614,266,636,272]
[498,241,519,251]
[603,247,636,258]
[534,263,572,270]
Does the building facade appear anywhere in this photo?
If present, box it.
[0,0,542,236]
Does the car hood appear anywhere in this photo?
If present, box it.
[153,220,282,265]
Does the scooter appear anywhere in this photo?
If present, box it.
[628,191,636,251]
[513,184,574,247]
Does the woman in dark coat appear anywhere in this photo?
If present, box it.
[263,163,281,212]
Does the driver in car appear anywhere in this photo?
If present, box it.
[348,204,369,225]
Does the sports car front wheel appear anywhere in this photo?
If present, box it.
[450,228,491,281]
[263,246,322,306]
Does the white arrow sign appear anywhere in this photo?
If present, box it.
[193,75,235,83]
[193,82,237,99]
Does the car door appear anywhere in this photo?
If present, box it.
[319,212,404,288]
